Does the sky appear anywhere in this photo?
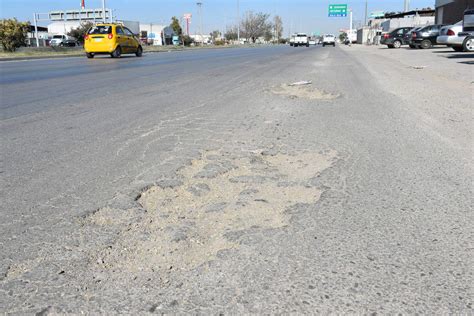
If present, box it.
[1,0,436,35]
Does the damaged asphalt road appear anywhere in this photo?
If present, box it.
[0,46,472,313]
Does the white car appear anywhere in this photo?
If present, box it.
[322,34,336,47]
[437,22,464,51]
[309,40,316,45]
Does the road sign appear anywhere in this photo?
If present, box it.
[369,11,385,18]
[328,4,348,17]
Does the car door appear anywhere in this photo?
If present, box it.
[115,26,128,52]
[123,27,139,52]
[428,25,440,42]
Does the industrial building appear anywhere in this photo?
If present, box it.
[435,0,474,24]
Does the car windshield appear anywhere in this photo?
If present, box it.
[53,35,63,39]
[88,26,112,35]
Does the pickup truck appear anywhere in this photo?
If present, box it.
[322,34,336,47]
[293,33,309,47]
[50,34,78,47]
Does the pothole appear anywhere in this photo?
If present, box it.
[270,84,340,100]
[90,149,338,273]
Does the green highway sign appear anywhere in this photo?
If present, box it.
[328,4,348,17]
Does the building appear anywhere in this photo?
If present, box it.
[370,9,435,32]
[139,23,166,45]
[435,0,474,24]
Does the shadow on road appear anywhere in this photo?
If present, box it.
[445,53,474,59]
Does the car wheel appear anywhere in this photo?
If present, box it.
[136,46,143,57]
[393,40,402,48]
[111,46,122,58]
[462,36,474,52]
[409,44,416,49]
[306,44,309,47]
[452,46,464,52]
[420,40,432,49]
[322,43,325,47]
[86,53,94,59]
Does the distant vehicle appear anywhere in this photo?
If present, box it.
[380,27,413,48]
[309,39,316,45]
[405,27,422,48]
[50,34,77,47]
[459,8,474,52]
[322,34,336,47]
[289,34,296,46]
[294,33,309,47]
[409,24,446,49]
[437,22,464,52]
[84,23,143,58]
[346,29,357,44]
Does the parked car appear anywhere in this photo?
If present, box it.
[322,34,336,47]
[380,27,414,48]
[50,34,78,47]
[84,23,143,58]
[437,22,464,51]
[409,24,446,49]
[309,39,316,45]
[405,27,422,48]
[459,8,474,52]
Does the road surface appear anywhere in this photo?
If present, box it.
[1,46,472,314]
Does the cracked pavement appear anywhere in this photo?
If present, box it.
[0,46,472,313]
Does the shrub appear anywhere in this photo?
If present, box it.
[0,18,29,52]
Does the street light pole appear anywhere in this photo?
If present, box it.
[102,0,106,23]
[33,13,39,47]
[237,0,240,44]
[197,2,203,46]
[364,0,368,26]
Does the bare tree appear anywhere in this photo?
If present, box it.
[224,25,238,41]
[240,11,272,43]
[273,15,283,42]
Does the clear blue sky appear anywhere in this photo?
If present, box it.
[1,0,435,35]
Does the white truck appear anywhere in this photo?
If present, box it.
[50,34,78,47]
[322,34,336,47]
[293,33,309,47]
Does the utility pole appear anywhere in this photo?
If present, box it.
[237,0,240,44]
[102,0,106,23]
[404,0,410,12]
[197,2,203,46]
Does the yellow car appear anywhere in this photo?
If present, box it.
[84,23,143,58]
